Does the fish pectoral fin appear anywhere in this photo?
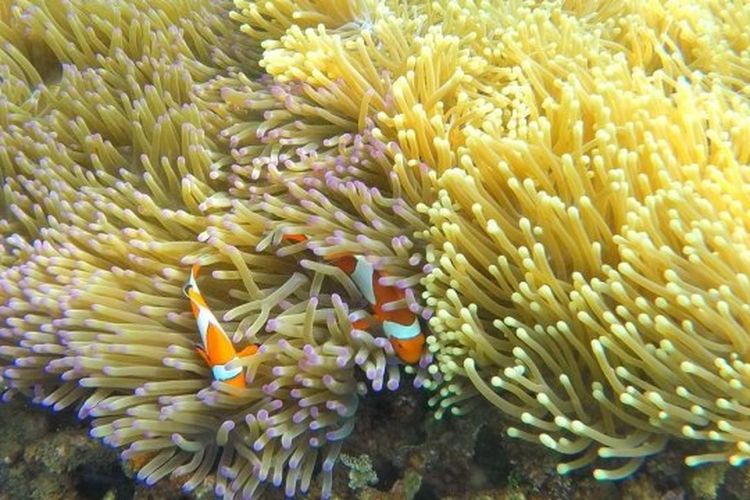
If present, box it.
[195,345,211,366]
[237,344,259,357]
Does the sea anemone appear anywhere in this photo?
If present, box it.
[0,0,403,497]
[2,0,750,498]
[412,0,750,480]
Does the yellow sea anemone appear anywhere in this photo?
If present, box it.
[0,1,397,497]
[2,0,750,497]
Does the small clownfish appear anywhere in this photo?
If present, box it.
[282,234,425,364]
[183,264,258,387]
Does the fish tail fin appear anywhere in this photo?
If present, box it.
[191,263,201,279]
[183,264,201,297]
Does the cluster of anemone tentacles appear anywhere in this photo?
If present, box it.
[0,0,429,497]
[2,0,750,498]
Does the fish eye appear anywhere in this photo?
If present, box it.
[182,284,192,297]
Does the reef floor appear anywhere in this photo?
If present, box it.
[1,379,749,500]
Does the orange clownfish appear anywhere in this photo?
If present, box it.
[282,234,425,364]
[183,264,258,387]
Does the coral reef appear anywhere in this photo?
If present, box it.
[0,399,132,500]
[341,454,379,490]
[1,0,750,498]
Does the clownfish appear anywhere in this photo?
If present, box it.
[282,234,425,364]
[183,264,258,387]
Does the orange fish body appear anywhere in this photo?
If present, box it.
[283,234,425,363]
[183,264,258,387]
